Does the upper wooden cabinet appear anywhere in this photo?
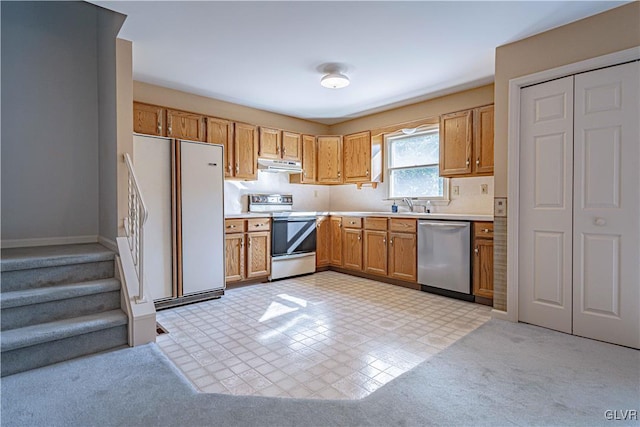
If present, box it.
[259,128,302,162]
[300,135,317,183]
[439,104,494,177]
[134,102,165,136]
[316,136,343,184]
[474,105,494,175]
[343,131,382,186]
[258,127,281,159]
[282,131,302,161]
[167,109,206,142]
[206,117,234,178]
[234,123,259,180]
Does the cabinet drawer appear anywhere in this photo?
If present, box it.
[364,217,387,231]
[389,218,416,233]
[343,217,363,228]
[474,222,493,239]
[247,218,271,232]
[225,219,245,233]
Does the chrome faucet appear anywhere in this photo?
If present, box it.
[402,197,414,212]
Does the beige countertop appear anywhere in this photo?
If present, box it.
[227,211,493,222]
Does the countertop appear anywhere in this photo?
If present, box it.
[226,211,493,222]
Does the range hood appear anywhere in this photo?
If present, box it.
[257,158,302,173]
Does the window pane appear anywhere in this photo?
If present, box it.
[389,132,439,168]
[390,166,444,198]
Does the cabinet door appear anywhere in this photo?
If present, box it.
[282,131,302,161]
[342,228,363,271]
[439,110,472,176]
[301,135,317,183]
[473,238,493,299]
[167,109,206,142]
[473,105,494,174]
[316,216,330,267]
[329,216,343,266]
[364,230,387,276]
[246,231,271,278]
[388,232,417,282]
[234,123,259,179]
[225,234,245,282]
[207,117,234,177]
[343,131,371,183]
[133,102,165,136]
[258,127,281,159]
[317,136,343,184]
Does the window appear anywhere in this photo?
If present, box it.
[386,127,448,200]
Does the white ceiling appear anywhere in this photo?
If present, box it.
[95,1,626,125]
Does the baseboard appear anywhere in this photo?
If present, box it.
[491,309,512,321]
[98,236,118,253]
[1,235,98,248]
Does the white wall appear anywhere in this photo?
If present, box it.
[224,172,492,215]
[1,2,124,244]
[329,176,494,214]
[224,172,330,214]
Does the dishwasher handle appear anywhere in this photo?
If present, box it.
[418,221,469,228]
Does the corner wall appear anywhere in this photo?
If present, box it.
[492,2,640,311]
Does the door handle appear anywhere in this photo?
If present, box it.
[594,217,607,226]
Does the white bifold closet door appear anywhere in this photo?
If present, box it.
[519,61,639,349]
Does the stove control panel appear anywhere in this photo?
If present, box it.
[249,194,293,212]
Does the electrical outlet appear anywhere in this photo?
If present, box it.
[481,184,488,195]
[494,197,507,217]
[452,185,459,196]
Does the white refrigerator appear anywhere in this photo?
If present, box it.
[133,134,225,302]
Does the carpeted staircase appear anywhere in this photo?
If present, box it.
[0,243,129,377]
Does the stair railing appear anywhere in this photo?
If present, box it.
[123,153,148,304]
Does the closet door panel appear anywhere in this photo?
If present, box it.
[573,61,639,349]
[518,76,574,334]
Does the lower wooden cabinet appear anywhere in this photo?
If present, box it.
[363,230,387,275]
[362,219,417,282]
[316,216,331,267]
[224,218,271,283]
[329,216,343,266]
[473,222,494,300]
[342,228,363,271]
[388,232,417,282]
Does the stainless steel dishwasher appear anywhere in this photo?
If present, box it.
[417,220,472,299]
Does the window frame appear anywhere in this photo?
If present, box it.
[385,125,450,203]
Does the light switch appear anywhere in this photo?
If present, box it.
[494,197,507,217]
[481,184,488,194]
[452,186,459,196]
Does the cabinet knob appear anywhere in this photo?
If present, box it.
[474,246,479,255]
[466,159,470,167]
[482,228,490,233]
[366,169,369,176]
[357,235,361,241]
[227,224,236,229]
[383,238,386,245]
[235,162,239,174]
[476,159,480,166]
[248,237,251,246]
[390,238,394,246]
[157,122,162,134]
[338,171,341,178]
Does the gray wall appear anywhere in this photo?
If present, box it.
[98,8,126,244]
[1,2,124,243]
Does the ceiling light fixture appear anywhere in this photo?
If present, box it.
[320,72,350,89]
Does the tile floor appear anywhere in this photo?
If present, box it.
[156,271,492,400]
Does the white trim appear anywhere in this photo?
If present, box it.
[1,235,98,248]
[506,47,640,323]
[98,236,118,253]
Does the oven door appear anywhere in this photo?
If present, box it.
[271,216,317,257]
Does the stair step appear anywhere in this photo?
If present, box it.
[1,310,128,352]
[0,243,114,272]
[0,279,122,331]
[1,260,115,292]
[0,278,121,309]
